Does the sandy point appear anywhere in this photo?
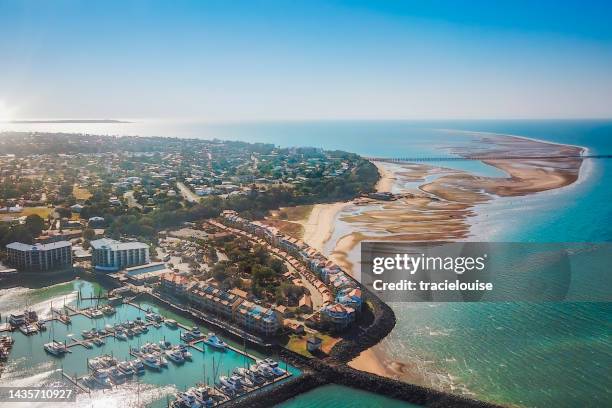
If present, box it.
[372,161,395,193]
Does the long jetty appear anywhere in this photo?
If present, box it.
[367,154,611,162]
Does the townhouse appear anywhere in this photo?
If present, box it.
[219,210,363,332]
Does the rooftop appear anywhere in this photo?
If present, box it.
[90,238,148,251]
[6,241,72,251]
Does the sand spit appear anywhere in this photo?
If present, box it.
[342,134,585,386]
[264,134,586,391]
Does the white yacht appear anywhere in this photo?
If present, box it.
[43,341,67,356]
[165,348,185,364]
[142,354,161,370]
[263,358,287,376]
[203,333,227,350]
[93,369,111,387]
[165,319,178,328]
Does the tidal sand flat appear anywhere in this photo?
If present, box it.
[328,134,584,275]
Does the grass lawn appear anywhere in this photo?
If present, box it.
[264,219,304,239]
[269,204,313,222]
[73,185,92,200]
[284,332,341,357]
[21,206,53,219]
[286,334,311,357]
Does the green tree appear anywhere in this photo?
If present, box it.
[83,228,96,241]
[25,214,44,236]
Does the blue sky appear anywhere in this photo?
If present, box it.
[1,0,611,120]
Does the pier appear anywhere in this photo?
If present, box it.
[367,154,612,163]
[61,371,89,392]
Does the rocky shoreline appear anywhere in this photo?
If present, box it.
[327,283,397,363]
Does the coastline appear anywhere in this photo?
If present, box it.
[348,346,393,378]
[374,162,395,193]
[298,202,348,252]
[298,134,591,398]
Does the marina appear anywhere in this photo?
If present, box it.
[0,280,298,407]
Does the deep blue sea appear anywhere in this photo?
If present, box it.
[2,119,611,407]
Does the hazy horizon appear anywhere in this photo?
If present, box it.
[1,0,612,121]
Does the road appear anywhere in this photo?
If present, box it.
[176,182,200,203]
[123,190,143,209]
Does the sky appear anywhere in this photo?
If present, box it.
[1,0,612,121]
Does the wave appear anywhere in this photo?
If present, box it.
[0,284,77,318]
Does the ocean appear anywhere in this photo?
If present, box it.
[2,119,611,407]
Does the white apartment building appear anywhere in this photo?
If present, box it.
[6,241,73,272]
[90,238,150,272]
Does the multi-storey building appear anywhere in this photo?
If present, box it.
[320,303,356,331]
[235,300,283,336]
[188,283,243,320]
[6,241,73,272]
[90,238,149,272]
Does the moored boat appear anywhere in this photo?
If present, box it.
[117,361,135,376]
[203,333,227,350]
[251,363,274,379]
[102,305,116,316]
[165,348,185,364]
[142,354,161,370]
[44,341,68,356]
[109,367,126,384]
[131,358,145,375]
[82,328,95,339]
[19,324,38,335]
[263,358,287,376]
[93,369,111,387]
[173,391,202,408]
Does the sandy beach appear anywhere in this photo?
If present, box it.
[349,348,392,378]
[374,161,395,193]
[301,202,348,252]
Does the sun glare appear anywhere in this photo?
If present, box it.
[0,100,13,121]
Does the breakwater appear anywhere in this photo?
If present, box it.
[328,286,397,363]
[225,348,504,408]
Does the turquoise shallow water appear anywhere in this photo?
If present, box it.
[2,119,611,407]
[0,280,299,408]
[276,384,419,408]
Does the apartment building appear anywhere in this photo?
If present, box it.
[219,210,362,332]
[235,300,283,336]
[188,283,243,320]
[6,241,73,272]
[90,238,150,272]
